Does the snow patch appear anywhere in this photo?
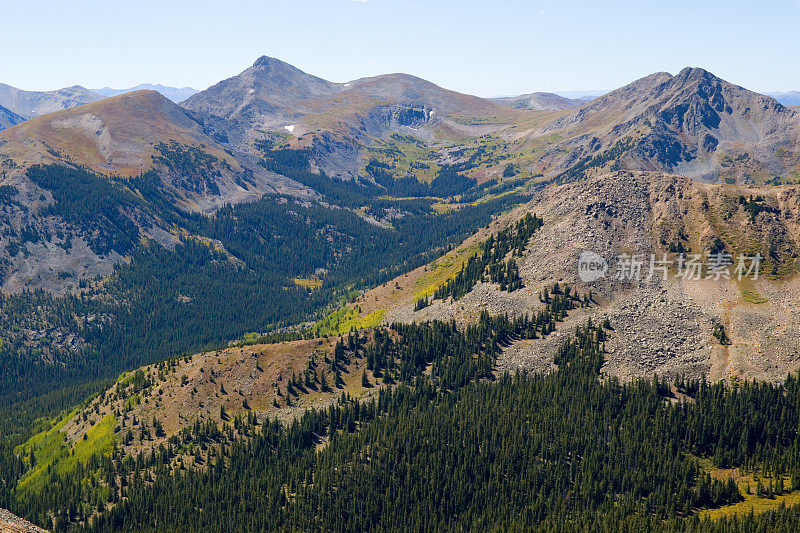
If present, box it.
[284,125,295,133]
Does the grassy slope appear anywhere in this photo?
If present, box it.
[694,456,800,519]
[0,90,239,177]
[15,410,116,497]
[21,331,387,469]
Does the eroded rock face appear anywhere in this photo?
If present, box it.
[537,68,800,183]
[364,170,800,383]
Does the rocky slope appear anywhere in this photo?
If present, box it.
[353,170,800,383]
[492,92,583,111]
[0,508,48,533]
[0,83,102,120]
[530,68,800,183]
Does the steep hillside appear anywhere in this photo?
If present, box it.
[0,84,102,119]
[351,170,800,382]
[0,508,48,533]
[182,56,340,126]
[0,90,306,211]
[532,68,800,183]
[493,92,583,111]
[0,104,24,130]
[37,334,376,463]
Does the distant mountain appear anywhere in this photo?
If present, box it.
[554,90,608,101]
[0,104,24,130]
[767,91,800,107]
[183,56,523,177]
[0,90,305,211]
[184,59,800,183]
[0,83,102,119]
[94,84,199,103]
[0,89,311,293]
[182,56,340,126]
[184,56,516,127]
[492,92,583,111]
[535,67,800,182]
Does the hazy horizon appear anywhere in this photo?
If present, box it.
[2,0,799,97]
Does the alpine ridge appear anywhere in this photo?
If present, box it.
[492,92,584,111]
[534,67,800,182]
[0,83,103,120]
[93,84,199,103]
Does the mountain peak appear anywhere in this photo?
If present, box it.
[673,67,721,86]
[182,56,339,124]
[252,55,292,69]
[62,84,93,91]
[542,66,799,182]
[244,56,333,90]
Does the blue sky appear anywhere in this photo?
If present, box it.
[2,0,799,96]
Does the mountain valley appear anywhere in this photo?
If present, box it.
[2,54,800,532]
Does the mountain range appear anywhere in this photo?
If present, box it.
[0,58,796,298]
[3,55,800,532]
[93,83,199,103]
[0,83,102,120]
[767,91,800,107]
[491,92,584,110]
[181,56,525,177]
[7,57,796,186]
